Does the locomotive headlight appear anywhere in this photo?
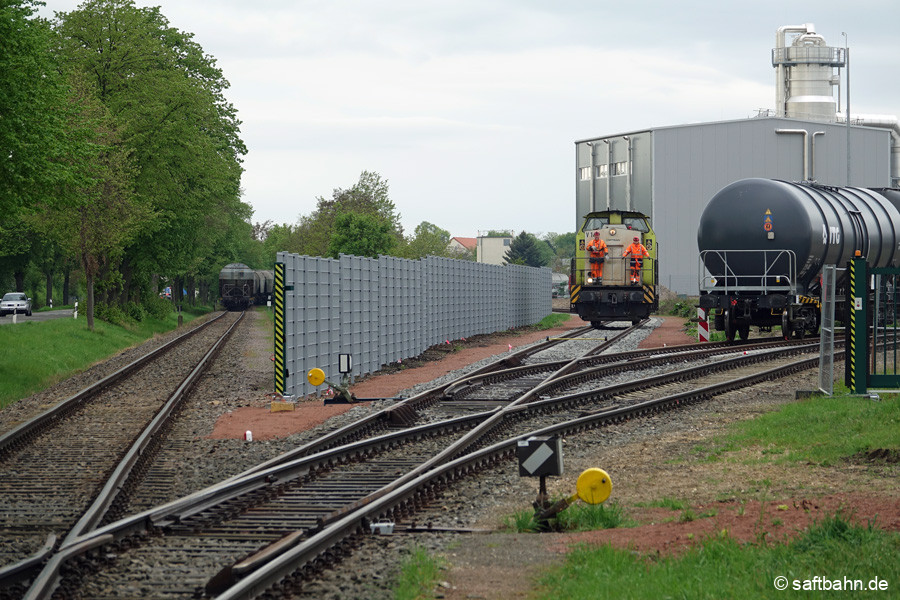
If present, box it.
[587,277,595,284]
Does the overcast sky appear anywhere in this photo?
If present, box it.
[36,0,900,238]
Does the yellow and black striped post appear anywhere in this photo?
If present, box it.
[847,257,867,394]
[273,262,287,395]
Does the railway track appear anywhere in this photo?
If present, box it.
[1,319,839,599]
[0,311,243,598]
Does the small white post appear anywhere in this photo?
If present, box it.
[73,301,78,319]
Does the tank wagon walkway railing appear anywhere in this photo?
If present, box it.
[698,249,798,295]
[274,252,551,398]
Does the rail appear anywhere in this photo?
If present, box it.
[15,335,826,598]
[215,345,834,600]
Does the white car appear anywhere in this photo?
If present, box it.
[0,292,32,316]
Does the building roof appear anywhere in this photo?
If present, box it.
[451,237,477,251]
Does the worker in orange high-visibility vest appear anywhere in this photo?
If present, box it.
[623,236,649,284]
[586,231,608,281]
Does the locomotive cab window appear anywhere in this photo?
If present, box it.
[583,217,609,231]
[621,218,649,233]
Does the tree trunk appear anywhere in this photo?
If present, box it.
[151,273,159,295]
[199,280,209,306]
[120,257,132,306]
[174,276,184,306]
[45,269,54,309]
[63,267,70,305]
[14,270,24,292]
[186,275,195,306]
[86,272,95,331]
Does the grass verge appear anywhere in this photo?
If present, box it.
[0,309,205,409]
[535,313,573,330]
[392,546,446,600]
[503,500,632,533]
[712,389,899,466]
[534,513,900,599]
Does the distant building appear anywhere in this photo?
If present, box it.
[448,236,476,257]
[476,232,514,265]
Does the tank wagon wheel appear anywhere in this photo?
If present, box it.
[724,309,737,342]
[738,322,751,341]
[809,314,820,336]
[781,310,792,341]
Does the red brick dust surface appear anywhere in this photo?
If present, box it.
[209,314,614,440]
[548,493,900,556]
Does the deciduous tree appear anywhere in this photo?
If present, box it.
[398,221,454,259]
[53,0,248,305]
[0,0,72,218]
[296,171,402,257]
[327,213,396,259]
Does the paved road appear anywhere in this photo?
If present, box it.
[0,309,76,325]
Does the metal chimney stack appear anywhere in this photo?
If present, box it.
[772,24,845,122]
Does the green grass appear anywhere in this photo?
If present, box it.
[392,546,446,600]
[634,496,688,510]
[502,509,540,533]
[534,513,900,599]
[503,500,632,533]
[721,392,900,466]
[0,309,205,409]
[553,500,633,531]
[535,313,572,330]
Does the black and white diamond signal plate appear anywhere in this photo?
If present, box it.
[517,436,563,477]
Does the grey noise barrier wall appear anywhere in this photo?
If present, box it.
[277,251,552,397]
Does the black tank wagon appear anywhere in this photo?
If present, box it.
[697,178,900,340]
[219,263,274,311]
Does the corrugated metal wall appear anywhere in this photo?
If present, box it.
[277,252,551,397]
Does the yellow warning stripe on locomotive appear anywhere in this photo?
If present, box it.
[642,284,655,304]
[570,284,581,304]
[798,295,821,309]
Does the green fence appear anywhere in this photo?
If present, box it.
[846,257,900,393]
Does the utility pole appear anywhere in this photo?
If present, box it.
[843,32,850,186]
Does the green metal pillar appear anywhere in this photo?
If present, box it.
[847,256,868,394]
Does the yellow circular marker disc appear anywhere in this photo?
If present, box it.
[307,368,326,387]
[576,468,612,505]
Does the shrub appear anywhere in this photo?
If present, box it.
[143,296,173,320]
[94,302,128,326]
[123,302,147,322]
[670,300,696,318]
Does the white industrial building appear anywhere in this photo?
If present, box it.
[476,233,514,265]
[575,24,899,295]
